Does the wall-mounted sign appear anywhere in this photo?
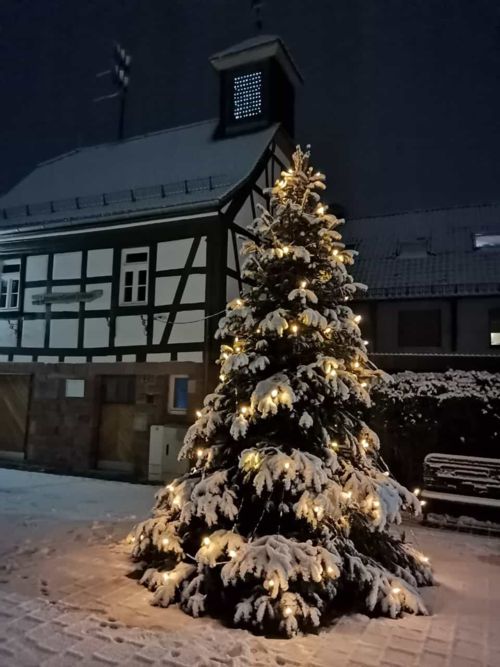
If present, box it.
[32,289,103,305]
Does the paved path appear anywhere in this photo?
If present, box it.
[0,468,499,666]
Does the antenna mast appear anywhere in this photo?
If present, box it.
[94,42,132,141]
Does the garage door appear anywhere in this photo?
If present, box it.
[0,374,31,460]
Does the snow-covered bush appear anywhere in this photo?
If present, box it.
[371,370,500,486]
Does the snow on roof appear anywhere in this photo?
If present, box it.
[344,203,500,298]
[0,119,280,232]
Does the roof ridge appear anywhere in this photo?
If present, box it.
[36,118,218,168]
[350,200,500,223]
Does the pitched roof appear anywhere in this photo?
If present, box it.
[344,203,500,299]
[0,119,280,233]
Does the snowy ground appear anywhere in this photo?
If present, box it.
[0,469,499,666]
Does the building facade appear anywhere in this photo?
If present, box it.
[344,205,500,371]
[0,36,300,477]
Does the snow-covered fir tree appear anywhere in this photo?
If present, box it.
[129,146,433,637]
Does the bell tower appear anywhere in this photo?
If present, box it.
[210,35,302,138]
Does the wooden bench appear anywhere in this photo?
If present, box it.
[421,453,500,514]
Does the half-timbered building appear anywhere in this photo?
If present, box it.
[0,36,300,477]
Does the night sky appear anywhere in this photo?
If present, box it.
[1,0,499,218]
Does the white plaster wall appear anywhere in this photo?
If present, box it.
[177,351,203,362]
[84,317,109,348]
[50,286,80,312]
[157,239,192,271]
[121,354,136,361]
[0,320,18,347]
[169,310,205,344]
[233,196,254,229]
[53,252,82,280]
[26,255,48,282]
[23,288,46,313]
[146,352,171,362]
[49,319,78,348]
[92,355,116,362]
[64,356,87,363]
[155,276,180,306]
[37,356,59,363]
[192,238,206,267]
[13,355,32,362]
[226,276,240,301]
[85,283,112,310]
[87,249,113,277]
[183,274,205,304]
[0,355,8,361]
[115,315,147,346]
[21,319,45,347]
[153,313,168,344]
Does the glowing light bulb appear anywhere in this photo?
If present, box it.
[162,537,169,546]
[167,484,174,492]
[317,205,325,216]
[353,361,360,369]
[240,406,248,415]
[282,246,290,254]
[287,167,293,174]
[219,374,225,382]
[229,549,237,558]
[291,324,298,334]
[234,336,239,343]
[364,340,369,346]
[339,255,344,263]
[413,487,421,497]
[344,296,349,301]
[392,587,401,595]
[139,533,144,541]
[203,537,211,546]
[361,382,368,388]
[284,606,292,616]
[256,328,261,334]
[421,555,429,563]
[383,471,390,477]
[354,315,362,323]
[196,410,202,418]
[333,249,339,256]
[284,461,290,470]
[361,439,369,449]
[300,280,307,289]
[313,505,323,515]
[236,299,242,307]
[271,389,278,398]
[420,500,427,507]
[331,441,339,449]
[373,500,380,508]
[196,448,203,458]
[327,566,334,575]
[324,327,331,335]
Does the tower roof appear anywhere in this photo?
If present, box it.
[210,35,303,87]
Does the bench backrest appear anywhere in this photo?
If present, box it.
[423,453,500,499]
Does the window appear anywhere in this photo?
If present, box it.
[398,309,442,347]
[233,71,262,120]
[120,248,149,305]
[65,379,85,398]
[168,375,189,414]
[0,260,20,310]
[397,240,429,259]
[489,309,500,346]
[474,234,500,250]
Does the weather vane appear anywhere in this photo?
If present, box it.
[251,0,264,32]
[94,42,132,141]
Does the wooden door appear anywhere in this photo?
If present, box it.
[0,374,30,459]
[97,375,136,472]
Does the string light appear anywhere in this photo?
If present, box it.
[271,389,278,398]
[283,245,290,254]
[383,471,390,477]
[196,448,204,458]
[202,536,211,546]
[361,382,368,388]
[392,586,401,595]
[413,487,421,496]
[240,405,249,415]
[333,249,339,256]
[300,280,307,289]
[162,537,169,547]
[196,410,202,418]
[331,441,339,449]
[364,340,369,346]
[283,606,293,616]
[173,495,181,507]
[287,167,293,174]
[167,484,174,492]
[291,324,298,334]
[219,373,225,382]
[316,205,325,215]
[354,315,362,323]
[139,533,145,541]
[373,500,380,508]
[284,461,290,470]
[228,549,237,558]
[361,439,369,449]
[235,299,243,307]
[420,500,427,507]
[352,361,360,369]
[324,327,331,335]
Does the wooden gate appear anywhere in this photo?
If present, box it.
[97,375,136,472]
[0,374,31,460]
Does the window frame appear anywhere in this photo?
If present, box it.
[0,260,21,311]
[168,374,189,415]
[473,233,500,250]
[119,247,149,306]
[489,309,500,347]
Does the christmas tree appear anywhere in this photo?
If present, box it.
[129,146,433,637]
